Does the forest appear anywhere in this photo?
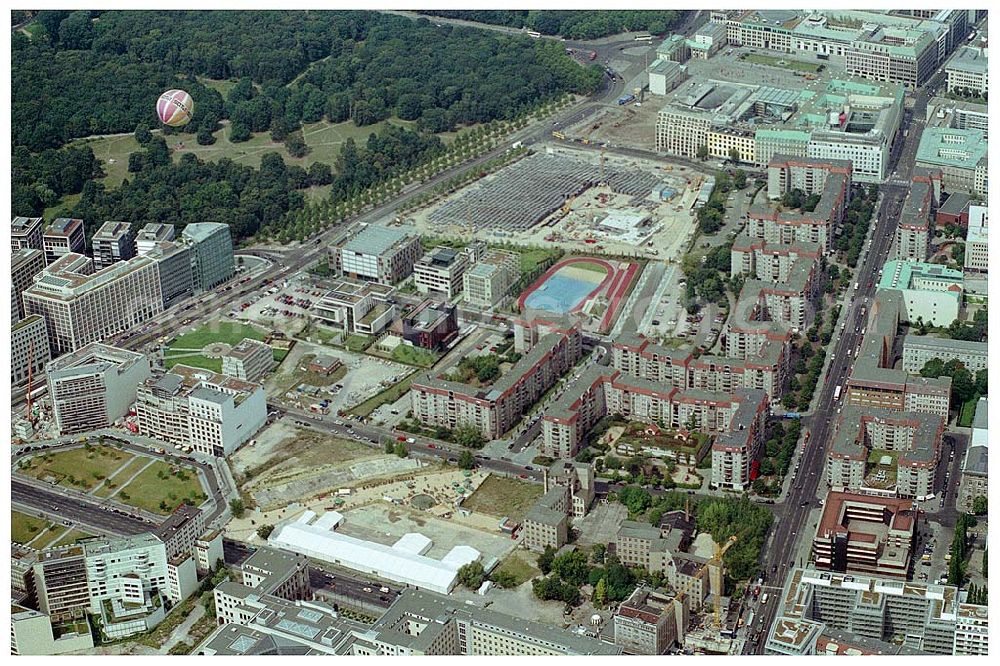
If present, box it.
[13,10,602,151]
[420,10,683,39]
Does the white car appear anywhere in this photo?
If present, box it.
[406,438,416,444]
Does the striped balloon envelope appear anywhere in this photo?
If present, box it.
[157,89,195,127]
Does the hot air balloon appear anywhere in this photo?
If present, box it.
[157,89,195,127]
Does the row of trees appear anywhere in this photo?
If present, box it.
[423,10,683,40]
[834,184,879,267]
[14,10,600,151]
[947,513,977,586]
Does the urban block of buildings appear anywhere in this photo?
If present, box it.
[204,547,620,656]
[135,363,267,456]
[655,75,903,182]
[11,314,51,389]
[901,334,988,375]
[893,170,941,262]
[522,460,595,553]
[877,260,964,327]
[765,567,987,655]
[811,492,916,579]
[846,290,952,418]
[410,325,583,439]
[12,247,46,321]
[413,245,469,299]
[826,405,944,499]
[944,45,988,97]
[613,586,689,654]
[963,204,988,272]
[12,216,45,252]
[335,223,423,285]
[312,278,397,336]
[397,299,458,351]
[915,127,988,196]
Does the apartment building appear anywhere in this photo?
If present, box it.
[154,505,208,561]
[399,299,458,351]
[901,335,988,374]
[11,314,51,387]
[414,246,468,299]
[847,290,952,419]
[963,204,988,272]
[915,127,988,196]
[756,155,853,254]
[894,172,940,261]
[953,600,989,655]
[221,338,276,382]
[42,218,86,265]
[135,364,267,456]
[12,215,45,251]
[336,223,422,285]
[768,567,985,655]
[877,260,963,327]
[135,222,176,254]
[945,46,988,96]
[463,249,520,309]
[91,221,136,270]
[46,343,151,434]
[411,328,582,439]
[12,247,45,321]
[23,253,164,355]
[312,278,397,336]
[539,365,610,459]
[613,587,686,654]
[181,222,235,293]
[827,405,943,499]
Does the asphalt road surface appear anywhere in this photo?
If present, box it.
[13,478,155,536]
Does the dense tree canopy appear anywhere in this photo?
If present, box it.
[13,11,601,151]
[422,10,682,39]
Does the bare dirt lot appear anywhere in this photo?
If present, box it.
[232,420,418,509]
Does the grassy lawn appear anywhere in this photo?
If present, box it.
[169,320,266,350]
[517,247,563,276]
[18,445,136,491]
[119,461,207,515]
[50,528,95,548]
[462,475,543,522]
[389,344,439,367]
[492,551,539,587]
[163,353,223,374]
[94,457,154,498]
[958,397,980,427]
[12,511,51,545]
[273,348,290,362]
[572,260,610,275]
[867,448,900,465]
[741,53,822,73]
[343,334,373,353]
[348,372,416,419]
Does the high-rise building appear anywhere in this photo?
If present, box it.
[12,216,44,252]
[181,222,235,293]
[894,171,940,262]
[12,247,46,321]
[221,338,276,382]
[46,343,151,434]
[23,253,164,355]
[11,314,51,388]
[42,218,86,265]
[91,221,136,269]
[145,240,194,309]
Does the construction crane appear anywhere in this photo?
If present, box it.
[25,339,35,424]
[673,533,739,638]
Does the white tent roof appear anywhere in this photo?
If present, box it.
[269,512,480,595]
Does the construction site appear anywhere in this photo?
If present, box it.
[406,146,704,261]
